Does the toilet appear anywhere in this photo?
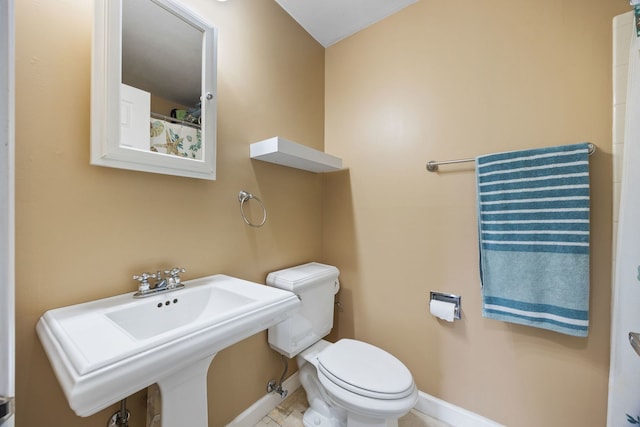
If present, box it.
[267,262,418,427]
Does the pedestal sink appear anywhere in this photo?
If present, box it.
[36,274,300,426]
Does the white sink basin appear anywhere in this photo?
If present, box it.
[36,274,300,425]
[106,286,254,340]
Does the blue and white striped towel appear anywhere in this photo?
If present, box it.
[476,143,590,337]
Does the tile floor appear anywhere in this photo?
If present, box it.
[255,388,450,427]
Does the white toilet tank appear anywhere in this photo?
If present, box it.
[267,262,340,358]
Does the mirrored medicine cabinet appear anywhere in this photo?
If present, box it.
[91,0,218,179]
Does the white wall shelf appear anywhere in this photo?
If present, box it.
[250,137,343,173]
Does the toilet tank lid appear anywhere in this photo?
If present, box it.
[266,262,339,292]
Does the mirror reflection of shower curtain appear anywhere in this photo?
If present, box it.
[607,17,640,427]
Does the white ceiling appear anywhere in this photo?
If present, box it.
[274,0,419,47]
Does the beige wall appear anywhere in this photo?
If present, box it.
[323,1,628,426]
[15,0,324,426]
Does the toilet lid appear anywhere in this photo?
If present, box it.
[317,339,415,400]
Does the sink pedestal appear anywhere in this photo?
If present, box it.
[156,355,216,427]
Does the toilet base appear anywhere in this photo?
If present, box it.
[302,408,399,427]
[303,408,346,427]
[345,412,398,427]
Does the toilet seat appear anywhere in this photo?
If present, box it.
[317,339,415,400]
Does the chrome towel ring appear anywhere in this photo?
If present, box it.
[238,190,267,228]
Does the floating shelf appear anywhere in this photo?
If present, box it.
[250,137,343,173]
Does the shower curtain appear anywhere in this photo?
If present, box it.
[608,18,640,426]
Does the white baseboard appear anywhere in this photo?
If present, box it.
[413,391,504,427]
[226,373,503,427]
[226,372,302,427]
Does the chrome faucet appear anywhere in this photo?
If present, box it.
[164,267,186,288]
[132,272,155,294]
[153,270,168,290]
[133,268,186,298]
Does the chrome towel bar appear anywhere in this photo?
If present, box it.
[426,142,596,172]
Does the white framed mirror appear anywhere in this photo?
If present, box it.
[91,0,217,180]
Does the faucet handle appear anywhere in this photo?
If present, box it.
[164,268,186,286]
[133,272,156,292]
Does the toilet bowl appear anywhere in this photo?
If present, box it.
[300,339,418,427]
[267,263,418,427]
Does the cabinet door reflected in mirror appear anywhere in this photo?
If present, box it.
[91,0,217,180]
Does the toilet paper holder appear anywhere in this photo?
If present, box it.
[429,291,461,320]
